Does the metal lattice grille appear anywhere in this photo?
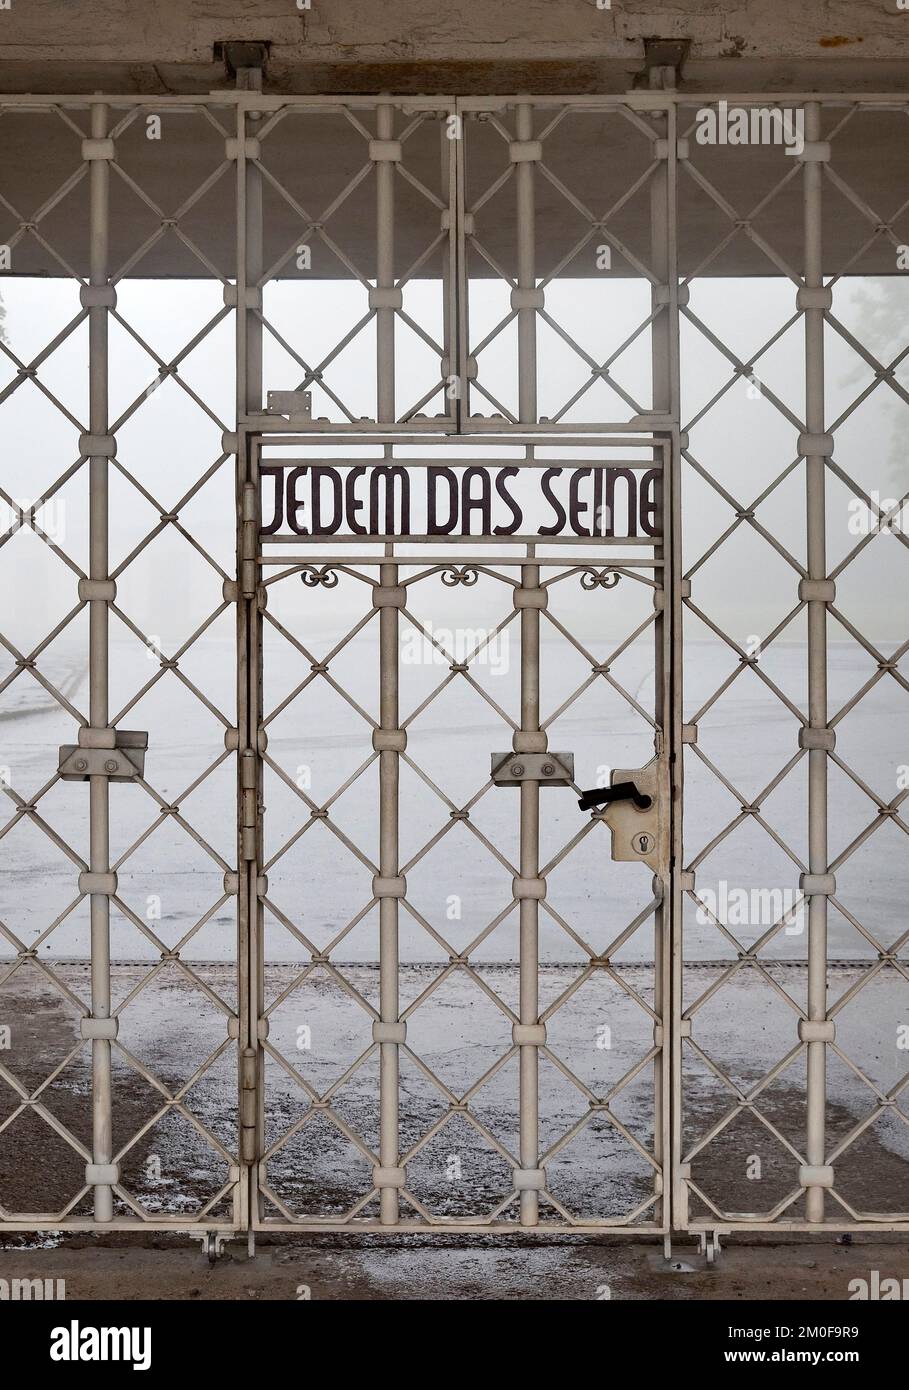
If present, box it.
[0,91,905,1239]
[0,99,242,1229]
[460,99,667,425]
[675,99,909,1235]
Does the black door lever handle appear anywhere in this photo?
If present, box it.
[577,781,653,813]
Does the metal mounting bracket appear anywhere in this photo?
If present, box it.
[635,37,690,90]
[491,752,574,786]
[698,1231,723,1266]
[266,390,312,421]
[189,1229,231,1263]
[58,730,148,782]
[217,41,269,81]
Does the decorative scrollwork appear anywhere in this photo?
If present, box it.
[300,566,339,588]
[580,568,621,590]
[441,566,479,587]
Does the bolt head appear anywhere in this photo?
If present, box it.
[541,763,555,777]
[74,758,88,772]
[510,763,524,777]
[104,759,119,773]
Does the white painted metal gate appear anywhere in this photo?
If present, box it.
[248,429,673,1232]
[0,91,906,1242]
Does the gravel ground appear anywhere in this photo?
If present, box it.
[1,1232,908,1301]
[0,962,905,1227]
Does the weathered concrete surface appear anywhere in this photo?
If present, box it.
[1,1235,908,1300]
[0,1,908,94]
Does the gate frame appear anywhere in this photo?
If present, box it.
[246,426,677,1234]
[0,87,906,1239]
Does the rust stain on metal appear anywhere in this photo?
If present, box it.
[818,35,864,47]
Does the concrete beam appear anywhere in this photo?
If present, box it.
[0,1,908,96]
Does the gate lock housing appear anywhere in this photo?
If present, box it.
[577,756,668,876]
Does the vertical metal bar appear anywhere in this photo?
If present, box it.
[648,84,670,1231]
[439,119,452,425]
[244,445,263,1231]
[375,100,396,423]
[374,98,402,1224]
[232,99,250,1237]
[514,101,537,425]
[648,80,680,1234]
[803,101,829,1224]
[518,557,541,1227]
[246,97,266,1222]
[87,101,114,1225]
[514,101,540,1222]
[454,99,470,428]
[232,100,249,1239]
[241,87,264,417]
[378,559,401,1226]
[441,110,459,430]
[234,77,265,1233]
[663,99,686,1239]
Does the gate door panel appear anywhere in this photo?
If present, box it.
[249,432,673,1230]
[0,96,243,1232]
[675,98,909,1237]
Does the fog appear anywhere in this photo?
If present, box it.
[1,274,906,657]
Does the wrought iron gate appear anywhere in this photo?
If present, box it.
[247,430,673,1231]
[0,91,906,1240]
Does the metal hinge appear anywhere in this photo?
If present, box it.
[240,1045,257,1163]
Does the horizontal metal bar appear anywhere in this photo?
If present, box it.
[3,1216,905,1234]
[3,93,909,113]
[0,1220,242,1232]
[0,96,241,110]
[257,433,671,448]
[457,93,909,110]
[686,1220,909,1233]
[0,94,454,111]
[260,457,665,471]
[253,1219,670,1234]
[259,553,665,566]
[674,94,909,107]
[250,420,675,437]
[260,534,661,546]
